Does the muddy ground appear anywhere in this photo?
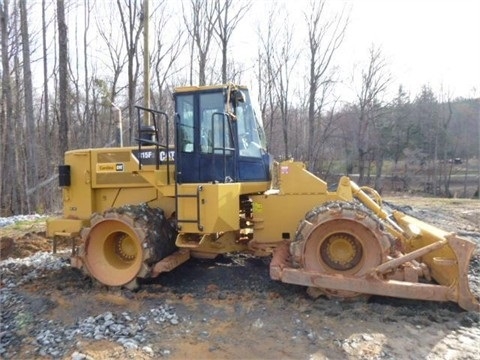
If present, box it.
[1,196,480,360]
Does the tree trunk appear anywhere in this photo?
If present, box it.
[84,0,91,147]
[117,0,143,144]
[198,52,206,86]
[13,35,24,213]
[1,0,18,214]
[374,151,384,194]
[20,0,37,212]
[57,0,69,161]
[305,0,347,170]
[221,39,227,84]
[42,0,51,182]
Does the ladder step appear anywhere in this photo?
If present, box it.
[176,233,212,248]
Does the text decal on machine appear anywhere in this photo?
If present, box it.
[131,149,175,165]
[96,163,125,172]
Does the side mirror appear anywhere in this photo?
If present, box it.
[230,89,245,104]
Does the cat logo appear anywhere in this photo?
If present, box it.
[115,163,124,172]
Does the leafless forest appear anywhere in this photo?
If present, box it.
[1,0,479,216]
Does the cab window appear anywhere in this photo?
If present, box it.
[235,96,264,158]
[176,95,194,152]
[200,93,233,154]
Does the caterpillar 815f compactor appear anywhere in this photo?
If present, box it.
[47,84,479,311]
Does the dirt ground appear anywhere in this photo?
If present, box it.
[1,196,480,360]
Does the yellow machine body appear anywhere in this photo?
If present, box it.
[47,147,176,237]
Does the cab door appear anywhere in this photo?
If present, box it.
[175,91,236,184]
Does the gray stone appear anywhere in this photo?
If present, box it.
[71,351,87,360]
[142,346,154,356]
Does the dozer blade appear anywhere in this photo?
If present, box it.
[271,210,479,311]
[392,211,479,311]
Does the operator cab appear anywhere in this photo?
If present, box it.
[174,84,271,184]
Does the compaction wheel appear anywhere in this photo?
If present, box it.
[80,205,177,288]
[295,202,393,298]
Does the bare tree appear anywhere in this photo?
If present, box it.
[304,0,348,170]
[256,10,278,152]
[96,2,128,146]
[355,46,391,185]
[13,2,26,212]
[271,16,299,159]
[68,2,83,149]
[116,0,143,143]
[41,0,52,170]
[19,0,37,212]
[57,0,69,160]
[256,8,300,159]
[97,25,127,103]
[213,0,251,84]
[151,1,187,107]
[0,0,19,215]
[437,90,454,196]
[83,0,93,147]
[183,0,216,85]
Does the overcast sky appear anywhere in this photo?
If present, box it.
[342,0,480,99]
[52,0,479,103]
[244,0,480,101]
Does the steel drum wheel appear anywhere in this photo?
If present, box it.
[84,217,144,287]
[298,202,393,298]
[80,205,177,288]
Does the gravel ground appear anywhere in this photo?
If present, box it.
[1,198,480,359]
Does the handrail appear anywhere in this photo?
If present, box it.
[135,105,172,184]
[211,112,237,183]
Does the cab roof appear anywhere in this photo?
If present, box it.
[173,84,248,94]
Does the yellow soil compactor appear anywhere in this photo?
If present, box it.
[47,84,479,311]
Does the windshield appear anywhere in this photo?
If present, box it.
[235,90,267,158]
